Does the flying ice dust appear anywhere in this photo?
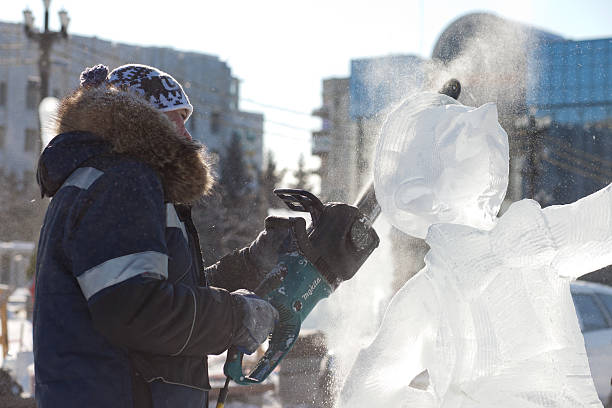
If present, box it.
[338,93,611,408]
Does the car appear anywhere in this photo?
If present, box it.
[571,280,612,407]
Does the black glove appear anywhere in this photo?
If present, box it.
[230,289,279,354]
[204,217,302,292]
[246,216,305,277]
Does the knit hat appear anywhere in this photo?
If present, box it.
[102,64,193,121]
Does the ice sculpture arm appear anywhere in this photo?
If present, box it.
[339,271,442,408]
[543,184,612,279]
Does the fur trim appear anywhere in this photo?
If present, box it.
[55,86,213,204]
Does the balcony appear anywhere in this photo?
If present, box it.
[311,106,329,119]
[311,130,331,155]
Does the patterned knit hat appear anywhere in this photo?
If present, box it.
[107,64,193,121]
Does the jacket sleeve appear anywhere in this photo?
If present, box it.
[204,248,261,292]
[65,162,242,356]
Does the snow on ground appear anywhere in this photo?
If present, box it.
[1,288,34,396]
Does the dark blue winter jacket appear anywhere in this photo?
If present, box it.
[34,86,259,408]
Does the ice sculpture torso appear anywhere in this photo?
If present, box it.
[339,93,610,408]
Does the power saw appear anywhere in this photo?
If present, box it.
[223,187,381,386]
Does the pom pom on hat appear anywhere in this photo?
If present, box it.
[80,64,109,88]
[108,64,193,121]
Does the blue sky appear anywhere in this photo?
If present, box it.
[6,0,612,172]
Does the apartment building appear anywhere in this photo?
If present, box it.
[0,21,263,183]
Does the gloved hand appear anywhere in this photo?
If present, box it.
[246,216,305,279]
[203,217,304,292]
[230,289,279,354]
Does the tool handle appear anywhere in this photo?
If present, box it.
[223,298,302,385]
[215,377,231,408]
[274,189,325,226]
[223,252,333,385]
[223,271,287,384]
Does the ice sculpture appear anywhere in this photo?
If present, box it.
[339,94,610,408]
[373,92,509,238]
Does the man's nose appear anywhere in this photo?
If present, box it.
[177,122,192,140]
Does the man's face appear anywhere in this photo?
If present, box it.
[164,109,192,140]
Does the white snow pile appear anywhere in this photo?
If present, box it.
[339,93,611,408]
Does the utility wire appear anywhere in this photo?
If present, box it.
[187,81,319,134]
[537,132,612,183]
[264,131,312,141]
[543,141,612,180]
[184,80,319,124]
[543,133,612,168]
[542,155,610,184]
[241,98,313,117]
[264,120,314,132]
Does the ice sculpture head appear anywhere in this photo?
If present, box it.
[374,92,509,238]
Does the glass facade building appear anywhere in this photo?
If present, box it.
[527,38,612,205]
[349,55,424,119]
[528,39,612,124]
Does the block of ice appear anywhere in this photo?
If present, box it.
[339,93,609,408]
[373,92,509,238]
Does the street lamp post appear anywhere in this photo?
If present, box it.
[23,0,70,102]
[515,110,551,202]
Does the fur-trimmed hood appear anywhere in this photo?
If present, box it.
[38,86,213,203]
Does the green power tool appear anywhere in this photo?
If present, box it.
[224,189,379,385]
[223,187,381,386]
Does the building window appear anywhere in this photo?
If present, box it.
[0,126,5,148]
[230,79,238,96]
[210,112,220,134]
[0,254,9,284]
[26,80,39,110]
[0,82,6,106]
[24,128,38,152]
[322,118,331,131]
